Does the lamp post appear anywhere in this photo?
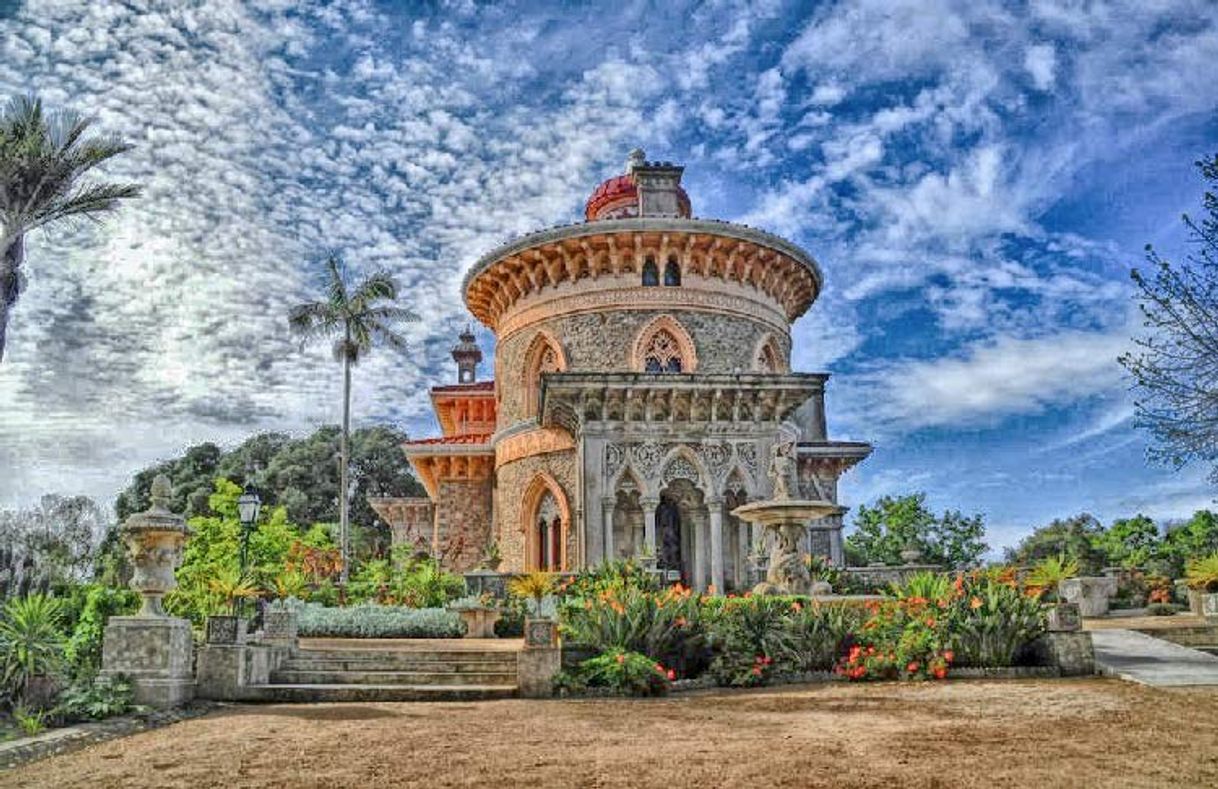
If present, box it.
[236,483,262,617]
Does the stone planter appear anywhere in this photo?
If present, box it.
[524,617,559,648]
[262,609,297,645]
[1202,591,1218,620]
[1059,577,1118,618]
[454,606,502,638]
[206,615,248,645]
[1046,602,1081,632]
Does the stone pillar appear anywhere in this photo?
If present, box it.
[100,475,195,709]
[601,496,616,562]
[709,499,725,594]
[641,496,658,557]
[829,527,845,566]
[736,520,750,589]
[694,516,708,592]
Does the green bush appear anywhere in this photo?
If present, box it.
[559,583,706,677]
[783,601,863,672]
[948,579,1044,667]
[0,595,67,706]
[56,674,135,722]
[1146,602,1184,616]
[706,595,793,686]
[64,586,139,679]
[493,595,527,638]
[287,600,465,638]
[347,552,465,608]
[575,649,670,696]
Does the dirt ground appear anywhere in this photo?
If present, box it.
[7,679,1218,788]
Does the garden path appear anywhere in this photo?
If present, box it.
[1091,629,1218,686]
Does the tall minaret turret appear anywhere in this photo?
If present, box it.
[452,326,482,383]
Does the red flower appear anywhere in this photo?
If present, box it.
[925,617,936,628]
[932,666,947,679]
[654,663,665,674]
[666,669,676,681]
[906,661,919,673]
[791,601,803,612]
[943,650,954,663]
[751,666,763,676]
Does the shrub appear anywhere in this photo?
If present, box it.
[558,560,658,599]
[1185,552,1218,592]
[56,674,135,722]
[707,596,793,686]
[0,595,67,706]
[494,595,527,638]
[63,585,139,679]
[575,649,671,696]
[560,583,706,677]
[1147,602,1183,616]
[783,600,863,672]
[286,600,465,638]
[347,553,465,608]
[837,597,951,681]
[1026,555,1079,600]
[948,579,1044,667]
[890,571,953,602]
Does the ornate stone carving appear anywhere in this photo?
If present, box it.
[605,443,627,480]
[735,442,759,477]
[662,455,701,487]
[697,441,731,482]
[767,441,797,501]
[633,440,663,477]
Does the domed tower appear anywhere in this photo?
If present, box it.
[404,150,871,590]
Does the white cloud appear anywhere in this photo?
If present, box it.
[856,330,1132,431]
[1024,43,1057,90]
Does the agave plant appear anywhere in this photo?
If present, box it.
[0,594,65,704]
[1185,552,1218,592]
[508,571,557,616]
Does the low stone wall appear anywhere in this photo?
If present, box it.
[1026,631,1096,676]
[1135,625,1218,651]
[195,642,292,701]
[843,565,943,590]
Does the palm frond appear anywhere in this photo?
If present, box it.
[27,182,142,230]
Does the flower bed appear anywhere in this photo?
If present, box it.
[287,600,466,639]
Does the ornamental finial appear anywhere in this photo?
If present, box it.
[149,474,173,511]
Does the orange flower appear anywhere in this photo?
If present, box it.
[615,653,626,665]
[943,650,954,663]
[932,666,947,679]
[969,596,983,610]
[791,601,803,612]
[906,661,920,673]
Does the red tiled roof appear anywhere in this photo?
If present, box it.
[584,173,691,221]
[431,380,495,393]
[404,433,492,446]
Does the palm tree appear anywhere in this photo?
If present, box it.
[289,254,418,584]
[0,95,140,362]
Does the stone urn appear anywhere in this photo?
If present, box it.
[1046,602,1082,632]
[1059,577,1118,618]
[122,475,192,617]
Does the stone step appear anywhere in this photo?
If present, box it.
[246,683,519,703]
[270,669,517,687]
[282,656,518,673]
[296,648,518,662]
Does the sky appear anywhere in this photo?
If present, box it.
[1,0,1216,554]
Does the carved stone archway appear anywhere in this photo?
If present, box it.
[520,472,571,571]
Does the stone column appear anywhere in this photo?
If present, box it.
[641,496,659,557]
[709,499,724,594]
[601,496,616,562]
[100,475,194,709]
[736,520,749,589]
[829,524,845,566]
[694,516,708,592]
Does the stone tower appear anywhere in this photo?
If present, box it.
[451,326,482,383]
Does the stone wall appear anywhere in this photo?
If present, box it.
[495,309,789,426]
[435,478,493,572]
[495,449,578,572]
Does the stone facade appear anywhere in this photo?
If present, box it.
[389,151,872,590]
[435,478,493,571]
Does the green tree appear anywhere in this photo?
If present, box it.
[1119,153,1218,483]
[288,255,418,584]
[1004,514,1108,575]
[0,95,140,362]
[1159,510,1218,577]
[1093,515,1161,569]
[845,493,989,568]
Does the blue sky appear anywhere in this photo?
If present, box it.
[1,0,1216,553]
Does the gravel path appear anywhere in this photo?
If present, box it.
[5,679,1216,788]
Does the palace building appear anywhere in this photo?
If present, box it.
[371,150,871,594]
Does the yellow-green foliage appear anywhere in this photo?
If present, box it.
[1185,552,1218,591]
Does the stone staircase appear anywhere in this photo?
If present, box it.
[248,643,520,702]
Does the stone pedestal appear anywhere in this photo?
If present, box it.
[261,610,298,647]
[1029,631,1095,676]
[519,641,561,699]
[456,607,501,638]
[1060,577,1118,618]
[100,616,194,709]
[196,642,287,701]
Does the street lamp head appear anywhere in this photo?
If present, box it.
[237,484,262,528]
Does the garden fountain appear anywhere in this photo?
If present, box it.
[731,440,844,596]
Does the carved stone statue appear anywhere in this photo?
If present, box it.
[767,440,797,502]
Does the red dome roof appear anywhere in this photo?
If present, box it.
[584,173,690,221]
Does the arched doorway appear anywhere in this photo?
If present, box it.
[522,474,569,571]
[657,478,708,588]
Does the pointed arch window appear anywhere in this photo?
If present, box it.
[643,329,684,373]
[536,491,562,571]
[524,334,565,418]
[641,257,659,286]
[663,257,681,286]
